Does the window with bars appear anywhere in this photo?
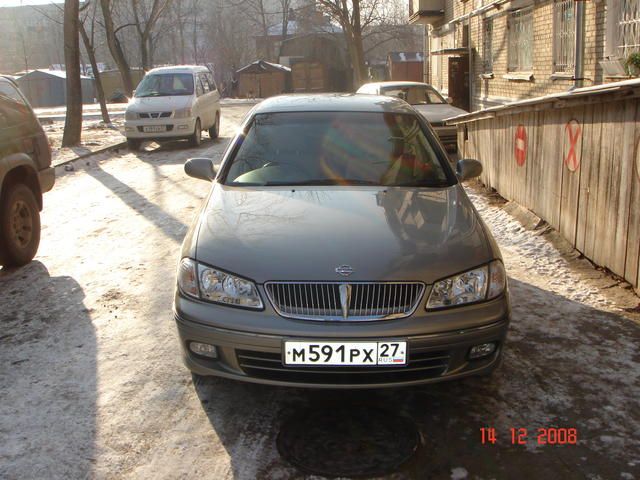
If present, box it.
[507,7,533,72]
[619,0,640,57]
[553,0,575,74]
[482,18,494,73]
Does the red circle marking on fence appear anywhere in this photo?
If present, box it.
[564,119,582,172]
[515,124,527,166]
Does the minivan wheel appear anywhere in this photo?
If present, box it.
[190,119,202,147]
[0,183,41,267]
[209,113,220,139]
[127,138,142,151]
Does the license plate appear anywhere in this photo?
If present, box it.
[283,341,407,366]
[143,125,166,133]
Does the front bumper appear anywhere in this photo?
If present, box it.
[124,117,196,139]
[174,292,510,388]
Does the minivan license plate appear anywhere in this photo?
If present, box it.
[143,125,166,133]
[283,341,407,366]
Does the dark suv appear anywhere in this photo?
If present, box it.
[0,76,54,267]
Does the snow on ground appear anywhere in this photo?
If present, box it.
[43,118,126,167]
[0,104,639,479]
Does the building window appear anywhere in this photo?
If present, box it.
[482,18,494,73]
[553,0,575,74]
[619,0,640,57]
[507,7,533,72]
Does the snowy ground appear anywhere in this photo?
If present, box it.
[43,119,126,167]
[1,102,639,479]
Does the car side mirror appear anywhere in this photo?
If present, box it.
[185,157,218,181]
[447,97,453,104]
[456,158,483,181]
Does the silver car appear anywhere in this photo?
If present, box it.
[174,94,509,388]
[357,81,468,152]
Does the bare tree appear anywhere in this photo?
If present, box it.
[131,0,172,70]
[80,1,111,124]
[232,0,273,60]
[316,0,404,88]
[100,0,135,96]
[62,0,83,147]
[315,0,368,88]
[205,0,255,83]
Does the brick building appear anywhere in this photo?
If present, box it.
[409,0,639,111]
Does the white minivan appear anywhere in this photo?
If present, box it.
[124,65,221,150]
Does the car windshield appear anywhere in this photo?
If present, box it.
[223,112,453,187]
[135,73,194,97]
[380,86,446,105]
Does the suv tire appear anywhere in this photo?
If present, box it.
[209,114,220,139]
[127,138,142,151]
[0,183,41,267]
[190,119,202,147]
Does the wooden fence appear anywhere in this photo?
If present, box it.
[449,80,640,294]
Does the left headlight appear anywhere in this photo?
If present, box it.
[173,107,192,119]
[177,258,263,309]
[426,260,506,309]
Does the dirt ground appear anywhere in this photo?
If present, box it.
[1,103,639,480]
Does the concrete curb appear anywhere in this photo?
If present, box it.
[53,140,128,168]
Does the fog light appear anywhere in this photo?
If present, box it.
[178,124,189,130]
[469,342,496,360]
[125,126,134,132]
[190,342,218,358]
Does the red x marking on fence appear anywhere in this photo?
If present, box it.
[564,119,581,172]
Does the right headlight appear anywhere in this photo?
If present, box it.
[177,258,263,309]
[426,260,506,309]
[125,108,138,120]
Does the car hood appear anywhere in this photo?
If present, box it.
[191,184,495,284]
[127,95,191,112]
[413,104,468,123]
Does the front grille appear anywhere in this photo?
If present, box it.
[265,282,425,321]
[237,348,449,385]
[138,112,172,119]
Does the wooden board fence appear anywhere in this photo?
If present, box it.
[456,95,640,294]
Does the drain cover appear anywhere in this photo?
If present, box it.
[277,405,419,477]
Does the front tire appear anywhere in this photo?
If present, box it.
[127,138,142,151]
[190,119,202,147]
[209,113,220,139]
[0,183,41,267]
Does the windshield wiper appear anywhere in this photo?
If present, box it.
[136,92,161,97]
[390,181,452,188]
[260,179,381,186]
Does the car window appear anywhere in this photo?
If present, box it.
[195,77,204,96]
[380,86,446,105]
[0,82,32,129]
[207,73,217,91]
[199,73,210,93]
[223,112,452,187]
[135,73,194,97]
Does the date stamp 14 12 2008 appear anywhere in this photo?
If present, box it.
[480,427,578,446]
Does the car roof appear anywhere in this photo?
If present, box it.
[252,93,416,114]
[146,65,209,75]
[359,81,437,90]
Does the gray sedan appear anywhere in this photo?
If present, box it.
[174,94,509,388]
[357,81,468,152]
